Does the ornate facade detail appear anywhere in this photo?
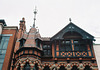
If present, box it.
[11,18,98,70]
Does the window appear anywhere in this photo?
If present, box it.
[65,40,70,44]
[0,36,10,70]
[60,40,72,52]
[59,40,87,52]
[74,40,87,51]
[43,45,51,49]
[43,45,47,49]
[43,45,51,56]
[74,40,79,43]
[0,64,3,70]
[74,44,80,51]
[36,40,41,48]
[20,39,26,48]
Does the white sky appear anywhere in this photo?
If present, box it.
[0,0,100,43]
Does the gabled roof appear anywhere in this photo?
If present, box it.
[51,22,94,41]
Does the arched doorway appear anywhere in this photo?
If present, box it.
[84,65,92,70]
[59,66,66,70]
[34,63,39,70]
[71,66,79,70]
[43,66,50,70]
[24,63,30,70]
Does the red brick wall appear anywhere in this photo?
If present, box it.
[2,29,17,70]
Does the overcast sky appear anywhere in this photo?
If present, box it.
[0,0,100,43]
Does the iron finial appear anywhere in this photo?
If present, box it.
[69,18,72,22]
[33,6,37,28]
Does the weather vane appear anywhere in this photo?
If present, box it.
[33,6,37,27]
[69,18,72,22]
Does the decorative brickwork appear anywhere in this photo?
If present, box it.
[9,18,98,70]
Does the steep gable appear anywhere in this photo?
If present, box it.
[51,22,94,41]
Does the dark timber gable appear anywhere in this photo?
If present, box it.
[51,22,94,41]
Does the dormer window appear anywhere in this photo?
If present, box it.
[19,38,26,48]
[36,39,41,48]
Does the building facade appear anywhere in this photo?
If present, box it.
[0,20,18,70]
[8,18,98,70]
[93,43,100,69]
[0,17,98,70]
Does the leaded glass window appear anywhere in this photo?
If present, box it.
[59,39,88,52]
[43,44,51,56]
[74,40,87,51]
[60,40,72,52]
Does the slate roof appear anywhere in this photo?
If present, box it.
[51,22,94,41]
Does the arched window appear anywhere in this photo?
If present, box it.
[34,63,39,70]
[71,66,79,70]
[63,31,82,39]
[43,66,50,70]
[59,66,66,70]
[24,63,30,70]
[84,65,92,70]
